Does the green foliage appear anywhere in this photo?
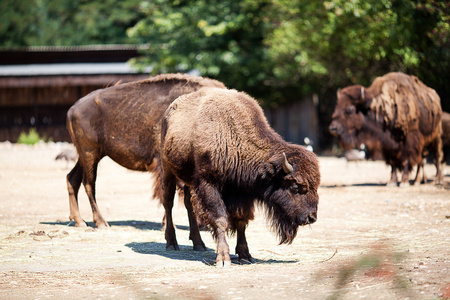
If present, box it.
[0,0,143,47]
[128,0,280,105]
[17,128,42,145]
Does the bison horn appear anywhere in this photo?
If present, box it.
[282,152,294,174]
[361,87,365,101]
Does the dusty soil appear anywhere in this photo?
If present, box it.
[0,142,449,300]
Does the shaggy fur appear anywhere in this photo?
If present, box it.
[329,72,443,186]
[65,73,225,251]
[161,88,320,266]
[442,112,450,164]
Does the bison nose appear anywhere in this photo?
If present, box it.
[299,211,317,225]
[306,212,317,224]
[329,122,341,136]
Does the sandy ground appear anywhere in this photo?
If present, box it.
[0,142,449,300]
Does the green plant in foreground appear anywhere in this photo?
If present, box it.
[17,128,42,144]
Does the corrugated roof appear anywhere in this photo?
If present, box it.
[4,44,149,52]
[0,62,152,76]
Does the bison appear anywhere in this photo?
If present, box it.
[160,88,320,267]
[414,111,450,183]
[65,73,225,250]
[442,111,450,164]
[329,72,443,186]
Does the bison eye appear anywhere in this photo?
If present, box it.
[345,106,356,115]
[290,184,308,195]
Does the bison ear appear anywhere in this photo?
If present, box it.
[257,161,277,181]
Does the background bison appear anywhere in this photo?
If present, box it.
[65,73,225,250]
[161,88,320,267]
[329,72,443,186]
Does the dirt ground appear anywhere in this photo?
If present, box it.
[0,142,449,300]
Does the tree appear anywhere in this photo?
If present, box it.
[0,0,143,47]
[128,0,284,106]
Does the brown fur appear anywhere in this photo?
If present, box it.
[65,73,226,247]
[442,112,450,163]
[329,72,443,186]
[414,111,450,183]
[161,88,320,267]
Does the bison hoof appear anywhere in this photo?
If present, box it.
[166,244,180,251]
[399,182,410,188]
[239,257,255,265]
[216,260,232,268]
[95,222,110,229]
[74,221,87,228]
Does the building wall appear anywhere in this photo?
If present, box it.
[264,94,319,147]
[0,75,148,142]
[0,75,319,146]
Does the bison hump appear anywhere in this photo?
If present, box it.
[369,75,440,133]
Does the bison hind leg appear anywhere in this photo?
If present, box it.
[183,186,206,251]
[161,170,180,251]
[67,161,87,227]
[234,219,254,264]
[229,200,255,264]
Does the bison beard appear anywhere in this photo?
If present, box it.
[161,88,320,267]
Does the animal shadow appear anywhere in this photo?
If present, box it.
[125,242,299,266]
[321,182,386,188]
[40,220,189,231]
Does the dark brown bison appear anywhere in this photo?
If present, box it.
[329,72,443,186]
[160,88,320,267]
[414,111,450,183]
[442,111,450,164]
[66,73,225,250]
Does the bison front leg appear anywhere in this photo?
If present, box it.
[215,217,231,268]
[387,165,398,186]
[412,158,427,185]
[196,182,231,268]
[400,160,412,187]
[432,135,444,185]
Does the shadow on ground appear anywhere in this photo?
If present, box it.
[321,182,386,188]
[40,220,189,231]
[125,241,299,266]
[321,178,442,188]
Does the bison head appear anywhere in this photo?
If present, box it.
[329,85,373,151]
[263,150,320,245]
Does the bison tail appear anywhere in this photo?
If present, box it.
[151,159,164,204]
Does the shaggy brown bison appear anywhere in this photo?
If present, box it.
[414,111,450,183]
[442,111,450,164]
[66,73,225,250]
[161,88,320,267]
[329,72,443,186]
